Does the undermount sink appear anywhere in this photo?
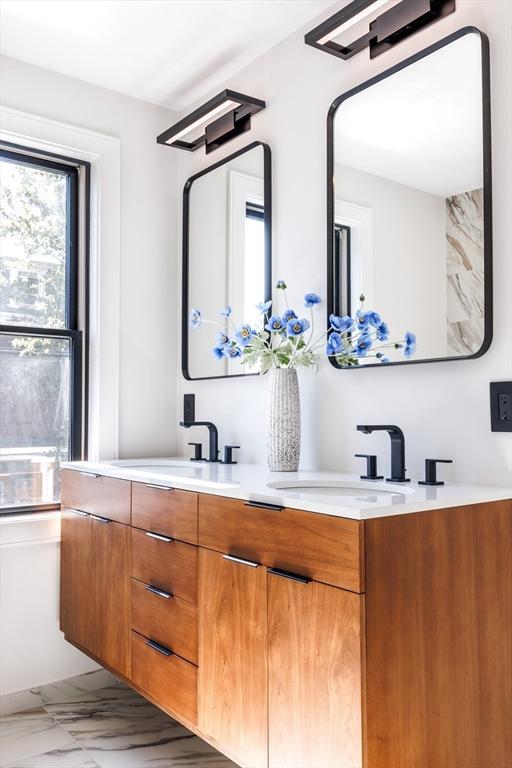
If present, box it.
[266,480,412,499]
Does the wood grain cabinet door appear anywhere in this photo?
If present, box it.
[60,508,94,652]
[198,548,268,768]
[268,573,364,768]
[91,516,131,678]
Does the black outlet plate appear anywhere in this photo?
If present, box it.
[183,393,195,424]
[490,381,512,432]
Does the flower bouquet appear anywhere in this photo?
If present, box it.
[190,281,416,470]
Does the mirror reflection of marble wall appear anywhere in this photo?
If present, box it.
[331,31,489,366]
[185,143,269,379]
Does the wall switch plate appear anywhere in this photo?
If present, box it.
[490,382,512,432]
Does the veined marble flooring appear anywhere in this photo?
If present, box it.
[0,669,235,768]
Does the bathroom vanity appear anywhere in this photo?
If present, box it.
[59,461,511,768]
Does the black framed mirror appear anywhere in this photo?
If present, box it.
[327,27,492,369]
[182,141,271,380]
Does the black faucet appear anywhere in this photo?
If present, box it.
[180,394,220,463]
[356,424,410,483]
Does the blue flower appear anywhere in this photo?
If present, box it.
[256,300,272,314]
[368,311,381,327]
[223,344,242,359]
[276,280,287,290]
[265,315,284,332]
[215,332,230,348]
[220,306,232,317]
[379,356,390,363]
[189,308,201,329]
[329,314,354,332]
[286,318,310,336]
[376,321,389,341]
[326,332,343,356]
[304,293,321,308]
[235,324,255,347]
[282,309,298,323]
[356,310,371,329]
[356,334,373,357]
[213,346,225,360]
[404,331,417,359]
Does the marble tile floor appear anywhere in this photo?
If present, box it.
[0,670,235,768]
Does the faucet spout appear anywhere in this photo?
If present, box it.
[356,424,409,483]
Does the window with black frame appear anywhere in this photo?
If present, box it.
[0,146,88,514]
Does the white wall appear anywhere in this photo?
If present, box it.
[176,0,512,486]
[0,59,180,693]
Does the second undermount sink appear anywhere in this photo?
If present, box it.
[267,480,412,498]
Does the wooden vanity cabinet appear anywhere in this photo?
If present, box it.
[268,574,364,768]
[199,548,268,768]
[60,507,130,677]
[60,471,512,768]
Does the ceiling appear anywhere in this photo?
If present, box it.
[0,0,335,111]
[335,32,484,198]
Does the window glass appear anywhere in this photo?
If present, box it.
[0,335,71,509]
[0,159,68,329]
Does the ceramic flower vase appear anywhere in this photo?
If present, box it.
[266,367,300,471]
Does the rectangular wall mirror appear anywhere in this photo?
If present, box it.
[327,27,492,368]
[182,141,271,380]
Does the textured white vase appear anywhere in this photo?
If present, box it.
[266,367,300,472]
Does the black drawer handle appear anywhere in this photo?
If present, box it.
[90,514,111,524]
[244,500,284,512]
[145,638,173,657]
[268,567,310,584]
[144,531,174,543]
[144,484,174,491]
[145,584,173,599]
[70,509,89,517]
[78,471,100,478]
[223,554,260,568]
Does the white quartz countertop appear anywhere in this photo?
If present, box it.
[61,459,512,521]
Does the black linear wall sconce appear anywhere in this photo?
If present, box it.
[156,89,265,154]
[305,0,455,61]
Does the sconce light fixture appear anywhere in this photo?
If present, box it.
[305,0,456,61]
[156,89,265,154]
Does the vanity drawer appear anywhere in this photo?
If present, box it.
[131,527,197,604]
[199,495,364,593]
[131,578,198,664]
[131,482,198,544]
[131,630,197,725]
[61,469,131,525]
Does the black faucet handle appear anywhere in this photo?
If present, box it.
[354,454,384,480]
[418,459,452,486]
[221,445,240,465]
[188,442,203,462]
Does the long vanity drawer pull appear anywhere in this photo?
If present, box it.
[223,554,260,568]
[145,638,173,657]
[144,531,174,543]
[143,484,174,491]
[77,471,101,478]
[244,500,284,512]
[90,514,112,524]
[268,567,310,584]
[145,584,173,599]
[70,509,89,517]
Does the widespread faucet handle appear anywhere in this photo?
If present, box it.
[418,458,453,486]
[188,442,203,462]
[355,454,383,480]
[221,445,240,465]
